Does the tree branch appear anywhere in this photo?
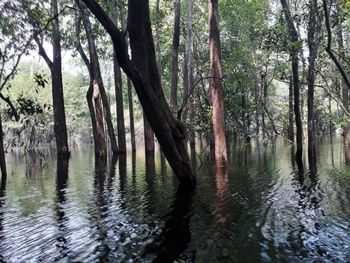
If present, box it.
[0,93,19,121]
[74,12,91,74]
[323,0,350,89]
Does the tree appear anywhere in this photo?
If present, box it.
[170,0,181,113]
[307,0,320,167]
[75,6,107,158]
[209,0,228,167]
[280,0,303,163]
[81,0,196,186]
[33,0,69,158]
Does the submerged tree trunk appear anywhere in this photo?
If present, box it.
[170,0,181,113]
[75,13,107,158]
[127,78,136,152]
[113,52,127,153]
[119,5,136,152]
[35,0,70,158]
[79,3,118,155]
[307,0,319,166]
[80,0,195,185]
[0,114,6,178]
[288,75,294,142]
[280,0,302,163]
[144,114,155,155]
[209,0,227,167]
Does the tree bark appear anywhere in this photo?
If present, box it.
[75,13,107,158]
[81,0,196,186]
[79,3,118,154]
[209,0,228,167]
[119,4,136,152]
[51,0,69,158]
[144,114,155,155]
[0,114,6,178]
[288,75,294,142]
[307,0,319,166]
[280,0,303,163]
[113,51,127,153]
[170,0,181,113]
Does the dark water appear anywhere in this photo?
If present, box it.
[0,138,349,262]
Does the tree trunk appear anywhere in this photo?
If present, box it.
[113,51,127,153]
[144,114,155,155]
[280,0,303,163]
[51,0,69,158]
[79,3,118,154]
[0,114,6,178]
[119,5,136,152]
[75,12,107,158]
[170,0,181,113]
[209,0,228,167]
[307,0,319,166]
[127,78,136,152]
[288,75,294,142]
[81,0,195,186]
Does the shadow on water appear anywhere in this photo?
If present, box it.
[54,158,69,261]
[143,184,195,262]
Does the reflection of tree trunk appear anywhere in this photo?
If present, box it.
[0,114,6,178]
[213,166,230,226]
[147,184,194,262]
[55,158,69,258]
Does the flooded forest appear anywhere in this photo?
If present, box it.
[0,0,350,262]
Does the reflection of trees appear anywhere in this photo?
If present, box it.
[146,184,194,262]
[54,158,69,260]
[213,167,230,226]
[288,150,322,259]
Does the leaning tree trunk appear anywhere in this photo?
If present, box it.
[280,0,303,163]
[51,0,69,158]
[81,0,195,186]
[79,3,118,154]
[170,0,181,113]
[209,0,228,167]
[75,13,107,158]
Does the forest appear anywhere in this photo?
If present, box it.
[0,0,350,262]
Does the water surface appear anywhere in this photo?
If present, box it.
[0,138,349,262]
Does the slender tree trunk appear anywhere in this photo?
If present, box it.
[280,0,303,163]
[307,0,319,166]
[79,3,118,154]
[51,0,69,158]
[288,75,294,142]
[0,114,6,178]
[119,4,136,152]
[75,13,107,158]
[113,51,127,153]
[209,0,228,167]
[81,0,196,186]
[170,0,181,113]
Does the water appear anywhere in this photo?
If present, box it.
[0,138,349,262]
